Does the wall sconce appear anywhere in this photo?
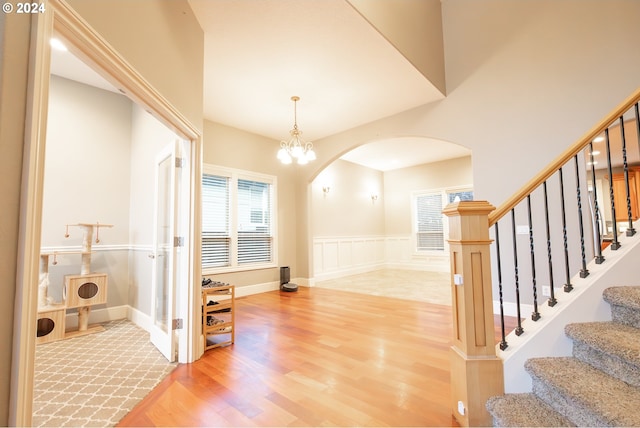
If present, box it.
[371,193,378,202]
[322,186,331,195]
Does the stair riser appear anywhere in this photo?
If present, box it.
[530,373,608,427]
[610,304,640,329]
[573,342,640,388]
[486,393,574,427]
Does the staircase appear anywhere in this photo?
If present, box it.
[487,286,640,427]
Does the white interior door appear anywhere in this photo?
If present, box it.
[150,141,182,362]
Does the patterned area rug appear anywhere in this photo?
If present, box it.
[33,319,176,427]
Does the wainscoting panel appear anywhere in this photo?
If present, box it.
[313,235,449,281]
[385,237,413,264]
[338,240,353,268]
[313,236,385,280]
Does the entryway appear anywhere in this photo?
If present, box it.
[32,35,190,425]
[14,4,202,426]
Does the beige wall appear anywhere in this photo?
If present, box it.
[66,0,204,132]
[384,156,472,236]
[312,159,385,237]
[0,13,30,426]
[42,77,132,246]
[348,0,445,94]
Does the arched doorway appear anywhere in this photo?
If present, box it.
[309,136,472,303]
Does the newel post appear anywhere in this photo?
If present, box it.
[443,201,503,427]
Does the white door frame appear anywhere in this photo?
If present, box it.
[11,1,203,425]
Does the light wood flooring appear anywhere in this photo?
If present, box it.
[118,286,515,427]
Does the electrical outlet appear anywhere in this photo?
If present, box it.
[516,225,530,235]
[457,400,466,416]
[542,286,551,297]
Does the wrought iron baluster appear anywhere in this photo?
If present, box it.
[589,142,605,264]
[605,127,621,250]
[494,223,508,350]
[574,155,589,278]
[527,195,540,321]
[558,168,573,292]
[511,209,524,335]
[620,115,636,236]
[543,181,557,306]
[635,103,640,160]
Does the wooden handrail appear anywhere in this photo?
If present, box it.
[488,87,640,227]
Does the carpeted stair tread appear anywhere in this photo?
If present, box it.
[526,356,640,427]
[603,286,640,309]
[603,286,640,328]
[486,393,575,427]
[565,321,640,386]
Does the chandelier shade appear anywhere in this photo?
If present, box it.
[277,96,316,165]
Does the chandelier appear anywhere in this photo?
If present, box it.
[277,96,316,165]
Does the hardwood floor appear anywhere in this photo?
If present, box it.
[118,287,515,427]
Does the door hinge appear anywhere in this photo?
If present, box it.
[175,157,184,168]
[174,236,184,247]
[172,318,183,330]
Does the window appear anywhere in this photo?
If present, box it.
[415,192,445,251]
[447,190,474,204]
[202,165,276,272]
[413,187,473,252]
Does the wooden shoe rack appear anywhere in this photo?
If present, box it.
[202,284,235,351]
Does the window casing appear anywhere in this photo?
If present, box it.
[202,165,277,273]
[412,187,473,253]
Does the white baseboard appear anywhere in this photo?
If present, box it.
[127,306,152,333]
[235,281,280,297]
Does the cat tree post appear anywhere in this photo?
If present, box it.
[70,223,111,333]
[79,223,93,275]
[39,254,50,308]
[77,224,95,331]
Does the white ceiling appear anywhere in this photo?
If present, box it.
[50,46,120,94]
[341,137,472,172]
[50,0,472,172]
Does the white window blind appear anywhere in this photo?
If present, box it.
[237,179,272,264]
[202,174,230,268]
[416,192,444,251]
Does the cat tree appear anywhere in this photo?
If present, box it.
[37,222,112,344]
